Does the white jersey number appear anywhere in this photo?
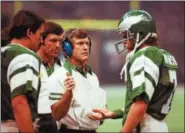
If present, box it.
[161,54,177,114]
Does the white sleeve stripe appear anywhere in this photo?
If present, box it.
[145,78,155,101]
[130,55,159,85]
[10,72,26,92]
[1,45,11,52]
[10,71,39,92]
[132,71,145,89]
[7,54,39,80]
[131,77,155,101]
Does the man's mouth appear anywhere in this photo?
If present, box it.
[82,53,88,56]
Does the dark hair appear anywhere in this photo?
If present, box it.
[9,10,45,39]
[145,37,158,46]
[41,21,64,40]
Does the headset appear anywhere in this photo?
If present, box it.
[62,29,92,58]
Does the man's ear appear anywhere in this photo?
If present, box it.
[40,36,44,43]
[26,28,33,38]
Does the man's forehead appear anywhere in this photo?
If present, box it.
[72,37,89,42]
[59,33,64,39]
[47,33,61,39]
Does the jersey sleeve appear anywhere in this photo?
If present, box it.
[47,69,66,106]
[112,108,124,119]
[130,51,162,103]
[7,54,40,99]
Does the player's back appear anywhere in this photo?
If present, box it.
[146,47,178,120]
[129,46,178,120]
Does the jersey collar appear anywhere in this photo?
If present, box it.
[63,60,92,77]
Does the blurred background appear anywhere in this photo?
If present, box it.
[1,1,184,132]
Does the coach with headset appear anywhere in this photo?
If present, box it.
[46,28,106,133]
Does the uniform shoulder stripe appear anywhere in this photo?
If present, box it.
[130,55,159,85]
[11,84,37,99]
[7,54,40,81]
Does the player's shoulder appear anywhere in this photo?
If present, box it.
[138,46,162,56]
[7,44,40,61]
[131,46,163,66]
[160,49,178,69]
[159,48,175,57]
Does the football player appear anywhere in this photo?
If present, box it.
[1,10,45,132]
[88,9,178,132]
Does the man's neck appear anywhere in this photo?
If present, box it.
[69,58,85,68]
[37,50,55,66]
[139,43,158,49]
[139,43,149,49]
[11,38,34,51]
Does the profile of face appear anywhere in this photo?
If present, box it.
[42,33,63,59]
[121,31,134,52]
[71,37,90,64]
[29,24,45,52]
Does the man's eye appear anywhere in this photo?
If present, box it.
[50,39,58,42]
[78,42,84,45]
[123,35,127,39]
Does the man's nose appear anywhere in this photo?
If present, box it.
[122,40,127,46]
[83,44,88,50]
[56,41,61,48]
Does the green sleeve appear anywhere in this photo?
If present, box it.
[112,109,124,119]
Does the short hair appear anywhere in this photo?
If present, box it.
[41,21,64,40]
[67,29,89,40]
[9,10,45,39]
[63,28,92,51]
[64,29,91,46]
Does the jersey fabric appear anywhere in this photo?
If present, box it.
[37,59,62,133]
[38,59,62,114]
[113,46,178,125]
[1,43,41,121]
[47,60,106,130]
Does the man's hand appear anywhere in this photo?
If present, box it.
[88,108,115,120]
[64,72,75,92]
[33,118,40,133]
[51,73,75,120]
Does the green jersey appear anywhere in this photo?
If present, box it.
[114,46,178,124]
[1,44,41,120]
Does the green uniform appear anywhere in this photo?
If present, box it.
[113,46,178,124]
[1,44,41,120]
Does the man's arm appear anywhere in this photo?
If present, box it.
[51,90,73,121]
[51,72,75,121]
[121,100,147,133]
[12,95,35,133]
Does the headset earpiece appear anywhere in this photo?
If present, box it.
[62,29,92,58]
[62,38,73,58]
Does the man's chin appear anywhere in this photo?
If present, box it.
[81,58,88,63]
